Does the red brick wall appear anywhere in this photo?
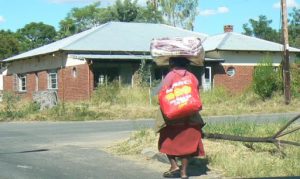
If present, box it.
[213,64,254,93]
[25,72,36,99]
[38,71,48,91]
[57,64,93,101]
[3,75,14,91]
[3,64,94,101]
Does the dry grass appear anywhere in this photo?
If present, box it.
[0,86,299,121]
[201,89,300,116]
[108,122,300,178]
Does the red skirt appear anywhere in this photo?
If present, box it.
[158,123,205,156]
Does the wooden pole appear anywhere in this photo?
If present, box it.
[281,0,291,104]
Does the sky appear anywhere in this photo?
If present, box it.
[0,0,299,35]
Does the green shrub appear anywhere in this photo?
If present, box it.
[92,81,120,105]
[252,58,280,100]
[0,92,23,119]
[291,63,300,97]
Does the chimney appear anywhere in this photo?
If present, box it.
[224,25,233,33]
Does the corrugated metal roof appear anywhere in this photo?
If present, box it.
[3,22,300,62]
[203,32,300,52]
[3,22,207,62]
[3,25,104,62]
[69,54,152,60]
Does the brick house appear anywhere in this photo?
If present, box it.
[1,22,299,101]
[202,25,300,93]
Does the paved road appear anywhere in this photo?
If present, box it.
[0,112,299,179]
[0,120,163,179]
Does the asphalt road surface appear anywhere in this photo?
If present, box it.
[0,119,164,179]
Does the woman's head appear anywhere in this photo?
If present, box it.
[169,57,190,68]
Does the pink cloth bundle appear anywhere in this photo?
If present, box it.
[150,37,205,66]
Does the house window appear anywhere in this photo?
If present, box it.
[226,67,236,77]
[35,72,39,91]
[72,67,77,78]
[18,74,27,92]
[48,70,58,89]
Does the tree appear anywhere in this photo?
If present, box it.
[57,0,164,38]
[158,0,198,30]
[57,18,76,39]
[0,30,22,60]
[288,8,300,48]
[113,0,139,22]
[136,2,164,23]
[242,15,280,42]
[17,22,57,50]
[62,2,103,33]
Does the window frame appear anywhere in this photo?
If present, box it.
[226,67,236,77]
[48,70,58,90]
[18,74,27,92]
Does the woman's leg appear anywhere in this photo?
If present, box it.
[180,156,189,178]
[167,155,179,171]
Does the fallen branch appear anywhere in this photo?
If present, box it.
[202,114,300,147]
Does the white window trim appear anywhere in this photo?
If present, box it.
[18,74,27,92]
[35,72,39,91]
[48,70,58,90]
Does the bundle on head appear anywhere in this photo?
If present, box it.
[150,37,205,66]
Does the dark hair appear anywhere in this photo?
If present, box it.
[169,57,190,68]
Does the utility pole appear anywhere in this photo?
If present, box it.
[281,0,291,104]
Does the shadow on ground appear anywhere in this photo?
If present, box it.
[187,158,210,177]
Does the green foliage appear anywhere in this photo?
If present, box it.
[57,18,76,39]
[57,1,164,38]
[291,63,300,97]
[71,103,99,120]
[23,102,40,114]
[16,22,57,50]
[0,92,21,119]
[159,0,198,30]
[62,2,104,34]
[288,8,300,48]
[136,2,164,23]
[114,0,138,22]
[92,81,121,105]
[242,15,280,43]
[135,59,152,87]
[252,58,280,100]
[0,30,22,59]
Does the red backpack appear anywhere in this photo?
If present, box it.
[159,71,202,120]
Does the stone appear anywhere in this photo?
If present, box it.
[141,148,157,159]
[33,90,58,110]
[152,152,170,164]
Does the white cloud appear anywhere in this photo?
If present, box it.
[0,16,5,23]
[199,9,216,16]
[199,6,229,16]
[217,6,229,13]
[273,0,299,8]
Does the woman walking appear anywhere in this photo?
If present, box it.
[157,57,205,179]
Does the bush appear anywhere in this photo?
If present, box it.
[0,92,23,119]
[291,63,300,97]
[252,58,280,100]
[92,81,120,105]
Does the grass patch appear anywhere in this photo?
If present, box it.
[108,121,300,178]
[0,86,299,121]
